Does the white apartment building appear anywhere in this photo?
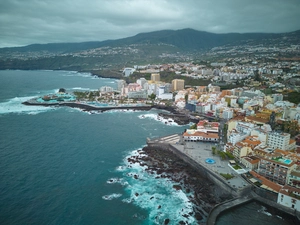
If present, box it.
[277,185,300,211]
[196,103,211,114]
[228,131,250,145]
[123,68,135,77]
[136,78,147,88]
[228,122,255,145]
[222,109,233,119]
[267,131,290,150]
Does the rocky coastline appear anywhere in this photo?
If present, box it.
[126,145,233,224]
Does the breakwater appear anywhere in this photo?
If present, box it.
[22,100,153,112]
[22,100,196,124]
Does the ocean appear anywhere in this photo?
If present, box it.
[0,70,297,225]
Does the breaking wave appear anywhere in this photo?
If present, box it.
[138,113,180,126]
[0,96,54,115]
[116,149,196,224]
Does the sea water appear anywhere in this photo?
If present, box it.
[0,70,297,225]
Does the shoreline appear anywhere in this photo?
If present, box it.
[126,145,233,224]
[143,136,300,225]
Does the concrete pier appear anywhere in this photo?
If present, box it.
[206,196,253,225]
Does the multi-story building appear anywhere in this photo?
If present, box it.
[183,130,219,142]
[196,120,219,133]
[286,166,300,189]
[196,103,211,114]
[116,80,126,92]
[272,94,283,103]
[136,78,147,88]
[257,154,296,185]
[151,73,160,82]
[222,109,233,119]
[267,131,291,151]
[277,185,300,211]
[240,155,260,170]
[172,79,185,91]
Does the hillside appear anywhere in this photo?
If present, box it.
[0,28,299,71]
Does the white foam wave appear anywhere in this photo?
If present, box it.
[0,96,54,115]
[120,150,196,224]
[102,193,122,201]
[258,206,272,216]
[138,113,179,126]
[72,87,92,91]
[103,109,141,114]
[106,177,128,186]
[63,72,92,78]
[122,198,133,204]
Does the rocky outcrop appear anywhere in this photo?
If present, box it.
[126,146,233,224]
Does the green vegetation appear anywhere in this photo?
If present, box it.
[225,152,234,159]
[285,91,300,104]
[148,93,156,101]
[233,165,242,170]
[223,124,228,143]
[220,173,234,180]
[281,120,300,137]
[217,150,227,160]
[189,123,197,129]
[211,146,216,155]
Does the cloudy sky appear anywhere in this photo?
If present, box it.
[1,0,300,47]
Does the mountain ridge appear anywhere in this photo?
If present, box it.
[1,28,300,53]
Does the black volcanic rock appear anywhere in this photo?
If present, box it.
[125,145,233,223]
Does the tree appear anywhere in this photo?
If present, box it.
[148,93,156,101]
[212,146,216,155]
[185,94,188,102]
[253,70,261,82]
[190,123,197,129]
[283,120,300,137]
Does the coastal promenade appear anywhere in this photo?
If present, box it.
[147,134,300,225]
[148,134,248,191]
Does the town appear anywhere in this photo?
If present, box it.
[97,59,300,215]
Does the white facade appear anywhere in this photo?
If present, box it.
[277,186,300,211]
[174,91,187,102]
[116,80,126,91]
[228,132,249,145]
[158,86,165,96]
[222,109,233,119]
[123,68,136,77]
[267,132,290,150]
[137,78,147,88]
[158,93,173,100]
[251,129,268,145]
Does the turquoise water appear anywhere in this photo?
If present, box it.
[0,70,297,225]
[0,70,192,224]
[284,159,292,164]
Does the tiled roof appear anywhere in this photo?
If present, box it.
[183,131,219,138]
[250,171,282,192]
[279,185,300,196]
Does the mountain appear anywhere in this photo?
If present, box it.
[1,28,300,54]
[0,28,299,71]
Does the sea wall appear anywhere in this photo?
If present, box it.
[146,141,300,224]
[146,142,238,197]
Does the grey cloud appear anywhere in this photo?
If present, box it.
[0,0,299,47]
